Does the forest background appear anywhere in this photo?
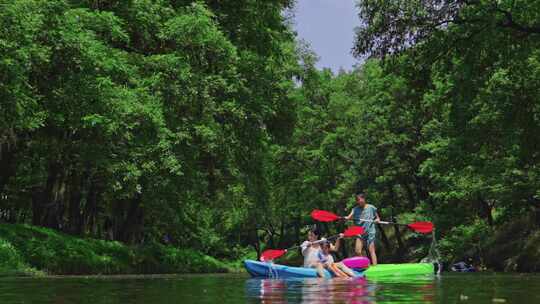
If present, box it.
[1,0,540,275]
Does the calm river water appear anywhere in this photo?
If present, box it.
[0,273,539,303]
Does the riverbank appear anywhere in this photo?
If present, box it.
[0,224,243,276]
[3,220,540,277]
[437,215,540,272]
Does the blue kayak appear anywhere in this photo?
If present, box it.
[244,260,364,279]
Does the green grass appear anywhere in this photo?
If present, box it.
[0,223,234,275]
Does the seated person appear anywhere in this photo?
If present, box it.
[301,227,325,277]
[318,241,356,278]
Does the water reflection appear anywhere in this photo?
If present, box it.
[246,277,436,304]
[1,274,540,304]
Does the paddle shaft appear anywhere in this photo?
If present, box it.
[358,218,403,226]
[353,218,433,232]
[338,216,404,226]
[352,218,433,234]
[284,233,342,252]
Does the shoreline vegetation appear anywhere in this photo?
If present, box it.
[0,223,246,277]
[2,221,540,277]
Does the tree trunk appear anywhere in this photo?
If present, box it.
[68,168,88,235]
[41,161,68,230]
[0,142,16,196]
[394,225,406,262]
[277,222,284,247]
[32,186,44,226]
[84,175,101,237]
[33,161,61,226]
[478,197,494,226]
[386,184,405,261]
[118,194,143,243]
[252,228,261,260]
[378,225,392,255]
[530,196,540,227]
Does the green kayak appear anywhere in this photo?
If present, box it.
[363,263,436,278]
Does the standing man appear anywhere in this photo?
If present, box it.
[345,192,380,265]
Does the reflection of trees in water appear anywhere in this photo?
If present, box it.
[245,279,288,303]
[245,278,371,303]
[245,278,436,304]
[301,278,371,304]
[367,280,435,304]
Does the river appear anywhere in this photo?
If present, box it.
[1,273,539,303]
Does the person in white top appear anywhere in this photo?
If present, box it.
[301,228,325,277]
[301,228,355,278]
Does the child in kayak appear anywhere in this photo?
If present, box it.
[318,241,356,278]
[345,192,380,265]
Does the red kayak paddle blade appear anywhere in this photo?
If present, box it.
[260,249,286,262]
[408,221,434,234]
[343,226,365,237]
[311,210,341,222]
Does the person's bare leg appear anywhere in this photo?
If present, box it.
[327,264,337,277]
[330,263,347,278]
[368,242,378,266]
[322,264,335,277]
[336,262,355,277]
[355,238,364,256]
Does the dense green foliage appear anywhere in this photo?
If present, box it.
[2,0,540,274]
[0,0,298,262]
[348,0,540,269]
[249,0,540,269]
[0,224,233,275]
[0,237,41,276]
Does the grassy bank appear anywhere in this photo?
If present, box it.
[0,224,238,276]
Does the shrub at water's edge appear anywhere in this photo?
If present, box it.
[0,238,43,276]
[0,224,235,275]
[436,215,540,272]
